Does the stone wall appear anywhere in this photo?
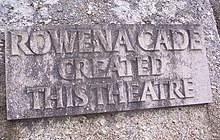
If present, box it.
[209,0,220,139]
[0,0,220,139]
[210,0,220,34]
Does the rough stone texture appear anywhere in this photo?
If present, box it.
[6,24,212,120]
[0,30,17,140]
[209,1,220,139]
[210,0,220,34]
[0,32,6,139]
[0,0,220,139]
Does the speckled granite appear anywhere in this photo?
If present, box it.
[0,0,220,139]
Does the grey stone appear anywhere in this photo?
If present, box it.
[5,24,212,120]
[0,0,220,139]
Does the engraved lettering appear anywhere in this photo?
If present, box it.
[66,85,74,107]
[117,81,126,103]
[30,31,51,54]
[155,29,172,51]
[108,81,126,104]
[108,83,114,104]
[7,24,209,120]
[92,84,106,105]
[127,82,140,102]
[138,28,155,51]
[79,30,93,52]
[137,56,150,76]
[169,80,185,99]
[45,87,52,109]
[75,58,92,79]
[27,87,45,110]
[94,29,112,52]
[155,81,166,100]
[49,30,76,53]
[183,79,194,98]
[11,31,33,55]
[107,57,126,77]
[173,29,189,50]
[58,59,75,80]
[151,56,164,75]
[114,29,134,52]
[75,85,88,106]
[120,57,133,76]
[141,81,159,101]
[92,58,109,78]
[190,28,203,50]
[45,86,64,109]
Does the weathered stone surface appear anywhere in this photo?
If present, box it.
[0,0,220,139]
[210,0,220,35]
[6,24,212,120]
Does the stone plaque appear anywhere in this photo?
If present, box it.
[5,24,212,120]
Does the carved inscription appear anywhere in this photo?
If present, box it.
[26,78,194,109]
[5,24,212,120]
